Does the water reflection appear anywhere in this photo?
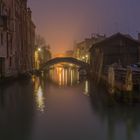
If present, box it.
[0,79,34,140]
[89,79,140,140]
[32,76,45,112]
[49,65,89,96]
[36,86,45,112]
[83,80,89,96]
[1,68,140,140]
[49,66,79,86]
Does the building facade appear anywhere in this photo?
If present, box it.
[74,34,106,63]
[0,0,35,78]
[90,33,140,73]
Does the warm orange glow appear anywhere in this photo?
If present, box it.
[49,66,79,86]
[65,69,68,85]
[53,53,66,58]
[59,68,62,86]
[70,69,73,85]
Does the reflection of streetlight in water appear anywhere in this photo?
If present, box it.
[36,86,45,112]
[58,67,68,86]
[58,67,62,86]
[83,80,89,96]
[50,66,80,86]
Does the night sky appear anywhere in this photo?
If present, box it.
[28,0,140,55]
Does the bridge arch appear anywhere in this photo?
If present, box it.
[40,57,90,70]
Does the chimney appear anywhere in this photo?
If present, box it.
[138,33,140,41]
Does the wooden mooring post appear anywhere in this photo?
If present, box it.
[107,66,115,94]
[107,66,133,94]
[124,67,133,92]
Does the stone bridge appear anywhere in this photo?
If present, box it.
[40,57,90,71]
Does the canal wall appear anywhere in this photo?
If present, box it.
[90,63,140,94]
[0,72,33,84]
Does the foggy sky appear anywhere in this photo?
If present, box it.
[28,0,140,55]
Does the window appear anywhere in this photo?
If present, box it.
[1,33,3,45]
[9,57,12,67]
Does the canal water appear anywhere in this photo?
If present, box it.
[0,66,140,140]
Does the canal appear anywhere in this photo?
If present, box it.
[0,65,140,140]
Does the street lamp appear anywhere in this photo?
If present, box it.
[82,56,85,60]
[38,48,41,52]
[34,47,42,70]
[85,54,88,58]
